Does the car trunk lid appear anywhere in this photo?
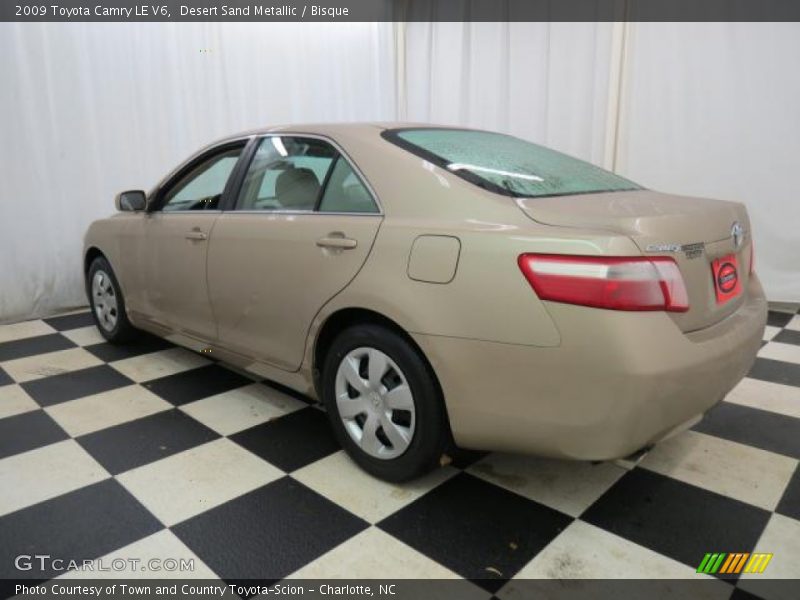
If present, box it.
[515,190,752,332]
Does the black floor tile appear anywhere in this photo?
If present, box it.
[262,379,315,405]
[378,472,572,592]
[776,464,800,521]
[448,448,489,470]
[767,311,794,328]
[143,364,251,406]
[0,479,162,580]
[43,311,95,331]
[747,357,800,388]
[230,407,340,472]
[0,410,68,459]
[77,409,219,475]
[581,469,771,573]
[0,333,75,362]
[729,588,765,600]
[0,367,10,387]
[21,365,133,407]
[773,328,800,346]
[693,402,800,459]
[173,478,367,580]
[85,334,174,362]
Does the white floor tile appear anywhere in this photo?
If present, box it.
[287,527,474,584]
[507,520,715,580]
[640,430,798,511]
[725,377,800,420]
[467,454,626,518]
[61,326,105,347]
[0,385,39,419]
[0,439,109,517]
[758,341,800,365]
[292,450,456,524]
[0,320,56,344]
[117,438,283,527]
[180,383,306,436]
[0,348,103,383]
[763,325,781,341]
[768,303,800,314]
[786,315,800,332]
[45,385,172,437]
[110,347,210,383]
[58,529,219,579]
[738,514,800,600]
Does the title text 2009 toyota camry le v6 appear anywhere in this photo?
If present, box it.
[84,124,767,481]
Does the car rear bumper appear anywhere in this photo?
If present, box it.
[413,275,767,460]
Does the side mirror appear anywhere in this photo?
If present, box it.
[115,190,147,212]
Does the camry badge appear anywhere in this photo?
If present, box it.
[731,221,744,250]
[645,241,705,259]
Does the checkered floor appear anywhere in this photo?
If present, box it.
[1,306,799,596]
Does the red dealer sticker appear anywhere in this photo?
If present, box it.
[712,254,742,304]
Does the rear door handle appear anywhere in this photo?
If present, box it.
[185,229,208,241]
[316,236,357,250]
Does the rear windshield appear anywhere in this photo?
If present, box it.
[383,128,642,198]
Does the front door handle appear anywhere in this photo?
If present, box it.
[316,236,357,250]
[185,229,208,241]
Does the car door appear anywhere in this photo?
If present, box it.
[207,134,383,371]
[133,140,248,340]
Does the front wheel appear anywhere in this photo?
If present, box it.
[321,324,450,482]
[86,256,138,343]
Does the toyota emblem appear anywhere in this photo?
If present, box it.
[731,221,744,250]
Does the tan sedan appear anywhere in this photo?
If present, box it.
[84,124,767,481]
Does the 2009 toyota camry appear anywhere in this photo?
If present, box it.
[84,123,767,481]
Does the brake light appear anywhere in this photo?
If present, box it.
[518,254,689,312]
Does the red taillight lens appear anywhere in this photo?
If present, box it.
[518,254,689,312]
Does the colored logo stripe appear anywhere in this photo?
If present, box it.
[697,553,726,574]
[744,553,773,574]
[697,552,773,574]
[719,553,749,574]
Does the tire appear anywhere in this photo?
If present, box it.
[86,256,138,344]
[321,323,450,482]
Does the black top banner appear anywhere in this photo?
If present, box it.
[4,0,800,22]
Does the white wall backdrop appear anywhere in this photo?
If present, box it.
[403,22,615,165]
[1,21,798,322]
[0,22,396,322]
[615,22,800,302]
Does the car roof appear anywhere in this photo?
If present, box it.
[214,122,465,144]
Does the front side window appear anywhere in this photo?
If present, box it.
[161,146,243,211]
[236,136,336,211]
[384,128,641,198]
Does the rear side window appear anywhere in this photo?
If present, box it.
[236,136,336,211]
[383,128,641,198]
[318,157,378,214]
[235,136,378,213]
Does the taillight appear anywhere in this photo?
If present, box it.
[518,254,689,312]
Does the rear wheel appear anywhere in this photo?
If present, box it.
[87,256,137,343]
[321,324,449,482]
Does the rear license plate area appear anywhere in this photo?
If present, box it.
[712,253,742,304]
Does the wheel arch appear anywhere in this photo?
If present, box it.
[311,307,445,407]
[84,246,107,274]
